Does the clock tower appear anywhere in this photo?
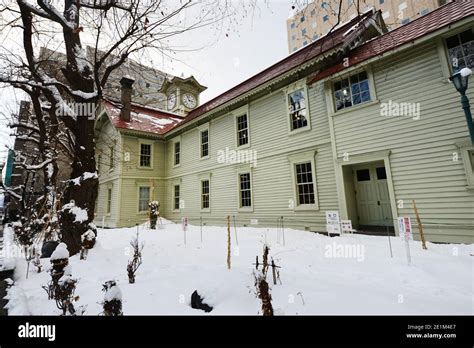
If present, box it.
[160,75,207,114]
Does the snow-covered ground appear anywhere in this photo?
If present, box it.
[3,220,473,315]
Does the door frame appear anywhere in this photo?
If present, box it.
[334,150,399,234]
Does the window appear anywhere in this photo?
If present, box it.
[291,34,296,41]
[200,129,209,158]
[301,28,307,35]
[109,146,114,169]
[287,88,308,130]
[376,167,387,180]
[313,34,319,41]
[333,71,371,111]
[321,2,328,9]
[356,169,370,181]
[446,29,474,72]
[173,185,180,210]
[140,143,151,167]
[300,16,305,22]
[420,8,429,16]
[236,114,249,147]
[293,47,298,52]
[239,173,252,208]
[400,18,410,25]
[201,180,210,209]
[310,9,315,16]
[295,162,315,205]
[323,15,329,22]
[138,187,150,212]
[107,188,112,214]
[379,0,384,4]
[458,143,474,189]
[303,40,308,46]
[290,22,295,29]
[174,141,180,165]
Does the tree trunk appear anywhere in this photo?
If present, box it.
[58,0,98,255]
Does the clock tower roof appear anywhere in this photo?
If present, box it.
[160,75,207,94]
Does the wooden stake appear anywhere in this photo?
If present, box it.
[271,259,277,285]
[227,215,231,270]
[412,200,427,250]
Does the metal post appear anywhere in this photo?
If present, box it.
[405,239,411,265]
[386,220,393,258]
[233,215,238,245]
[461,94,474,145]
[281,216,285,247]
[200,216,203,243]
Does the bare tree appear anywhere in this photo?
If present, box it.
[0,0,259,255]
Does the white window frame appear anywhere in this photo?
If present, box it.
[137,186,151,213]
[172,182,181,212]
[233,105,250,149]
[106,187,112,215]
[457,141,474,190]
[438,26,474,80]
[199,124,210,160]
[200,178,211,212]
[325,66,378,116]
[288,150,319,211]
[285,80,312,135]
[109,145,115,171]
[138,140,154,169]
[237,169,253,212]
[172,136,181,167]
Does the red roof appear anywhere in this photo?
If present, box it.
[103,100,184,136]
[104,1,473,136]
[308,1,474,84]
[176,10,376,130]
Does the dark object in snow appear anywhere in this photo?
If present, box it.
[191,290,213,313]
[41,241,59,258]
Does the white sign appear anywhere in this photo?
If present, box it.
[397,217,413,241]
[181,217,188,232]
[341,220,353,233]
[326,211,340,225]
[326,224,341,234]
[250,219,258,225]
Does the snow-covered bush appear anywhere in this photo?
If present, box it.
[102,281,123,316]
[148,201,160,229]
[127,232,144,283]
[80,227,96,260]
[252,245,273,316]
[42,243,82,315]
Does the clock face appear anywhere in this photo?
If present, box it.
[167,93,176,110]
[182,93,197,109]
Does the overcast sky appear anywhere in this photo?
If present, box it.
[0,1,293,162]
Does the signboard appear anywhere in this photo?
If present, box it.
[341,220,353,233]
[325,211,340,225]
[181,217,188,232]
[250,219,258,225]
[326,224,341,234]
[325,211,341,235]
[397,217,412,241]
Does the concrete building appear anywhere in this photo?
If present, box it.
[286,0,450,53]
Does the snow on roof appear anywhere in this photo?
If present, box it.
[308,1,474,84]
[104,100,183,136]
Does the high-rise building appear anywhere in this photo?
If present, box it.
[286,0,449,53]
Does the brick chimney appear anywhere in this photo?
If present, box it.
[119,75,135,122]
